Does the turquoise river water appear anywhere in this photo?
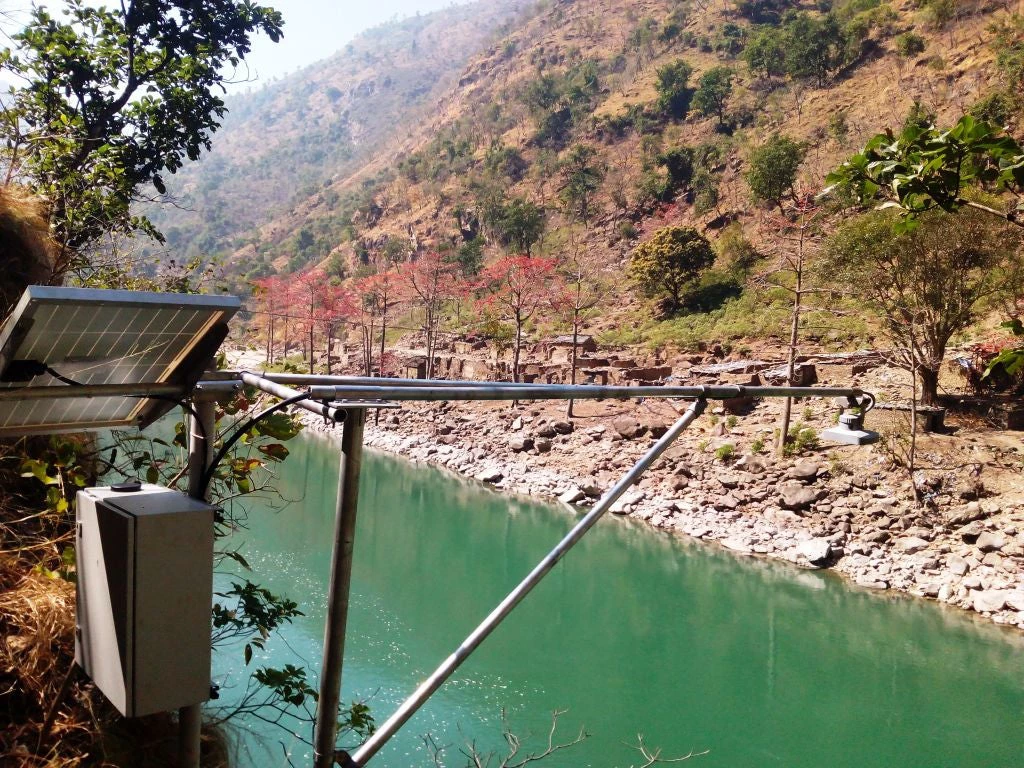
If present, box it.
[210,431,1024,767]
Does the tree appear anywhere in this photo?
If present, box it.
[478,255,560,384]
[0,1,283,272]
[496,198,546,254]
[744,29,787,79]
[351,269,398,377]
[654,59,693,119]
[821,206,1022,405]
[746,135,805,208]
[628,226,715,314]
[783,12,845,87]
[825,115,1024,230]
[692,66,733,126]
[559,144,604,223]
[552,244,606,418]
[400,252,462,379]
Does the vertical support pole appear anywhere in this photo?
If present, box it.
[313,408,366,768]
[181,397,216,768]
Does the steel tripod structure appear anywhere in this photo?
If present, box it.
[227,371,874,768]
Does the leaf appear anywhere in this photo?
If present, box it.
[254,412,303,440]
[244,643,253,665]
[146,465,159,484]
[257,443,289,461]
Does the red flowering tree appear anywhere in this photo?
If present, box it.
[351,268,399,376]
[478,255,560,383]
[251,274,283,365]
[399,253,463,378]
[293,267,328,373]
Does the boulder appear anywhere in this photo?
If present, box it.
[778,481,818,511]
[787,460,821,482]
[976,531,1006,553]
[534,424,557,438]
[509,436,534,452]
[559,487,586,505]
[551,420,574,434]
[973,590,1009,614]
[476,469,503,484]
[612,416,646,439]
[796,538,832,565]
[895,537,929,554]
[535,437,552,453]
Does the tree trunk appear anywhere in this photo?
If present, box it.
[512,320,522,384]
[325,327,332,375]
[379,316,387,378]
[567,314,579,419]
[918,366,940,407]
[266,315,274,365]
[308,325,315,374]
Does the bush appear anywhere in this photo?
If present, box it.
[655,59,694,119]
[715,443,736,462]
[746,134,805,207]
[629,226,716,314]
[895,32,926,58]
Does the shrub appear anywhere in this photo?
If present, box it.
[715,443,736,462]
[746,135,805,207]
[895,32,926,58]
[628,226,716,314]
[655,59,694,119]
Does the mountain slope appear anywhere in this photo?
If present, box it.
[148,0,536,259]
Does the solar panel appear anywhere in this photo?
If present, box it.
[0,286,239,436]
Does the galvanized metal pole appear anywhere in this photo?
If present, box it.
[346,398,707,766]
[313,408,367,768]
[182,397,217,768]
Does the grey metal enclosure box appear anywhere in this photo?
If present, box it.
[75,484,215,717]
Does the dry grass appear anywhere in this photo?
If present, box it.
[0,490,230,767]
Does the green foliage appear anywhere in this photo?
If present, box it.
[750,437,766,454]
[559,144,604,222]
[628,226,715,314]
[734,0,799,24]
[822,206,1022,403]
[692,67,734,126]
[449,237,485,276]
[992,14,1024,88]
[482,196,546,254]
[895,31,927,58]
[655,59,693,119]
[715,443,736,462]
[715,22,747,57]
[213,581,303,665]
[782,12,847,86]
[0,0,282,262]
[826,115,1024,226]
[744,28,787,78]
[746,135,806,207]
[970,91,1016,127]
[484,142,529,182]
[523,60,602,147]
[784,425,820,456]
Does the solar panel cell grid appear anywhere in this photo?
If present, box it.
[0,287,239,436]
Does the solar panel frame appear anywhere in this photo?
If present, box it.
[0,286,240,436]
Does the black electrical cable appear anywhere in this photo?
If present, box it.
[198,391,313,498]
[42,364,207,445]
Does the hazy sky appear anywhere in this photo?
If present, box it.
[1,1,473,89]
[230,0,471,88]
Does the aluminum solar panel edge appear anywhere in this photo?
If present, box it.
[0,286,240,437]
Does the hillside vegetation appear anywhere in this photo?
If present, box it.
[147,0,536,259]
[161,0,1023,351]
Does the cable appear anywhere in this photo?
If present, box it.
[43,364,207,445]
[198,391,313,498]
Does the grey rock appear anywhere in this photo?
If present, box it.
[535,437,552,453]
[976,531,1006,553]
[895,537,929,554]
[779,481,819,511]
[947,555,969,576]
[972,590,1009,614]
[559,487,585,505]
[509,436,534,452]
[612,416,646,439]
[714,494,741,511]
[735,454,769,473]
[535,424,557,438]
[796,538,832,565]
[788,460,821,482]
[552,420,574,434]
[957,521,984,543]
[476,469,503,484]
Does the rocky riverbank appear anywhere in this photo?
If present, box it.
[296,395,1024,631]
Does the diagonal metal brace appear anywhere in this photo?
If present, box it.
[347,398,708,766]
